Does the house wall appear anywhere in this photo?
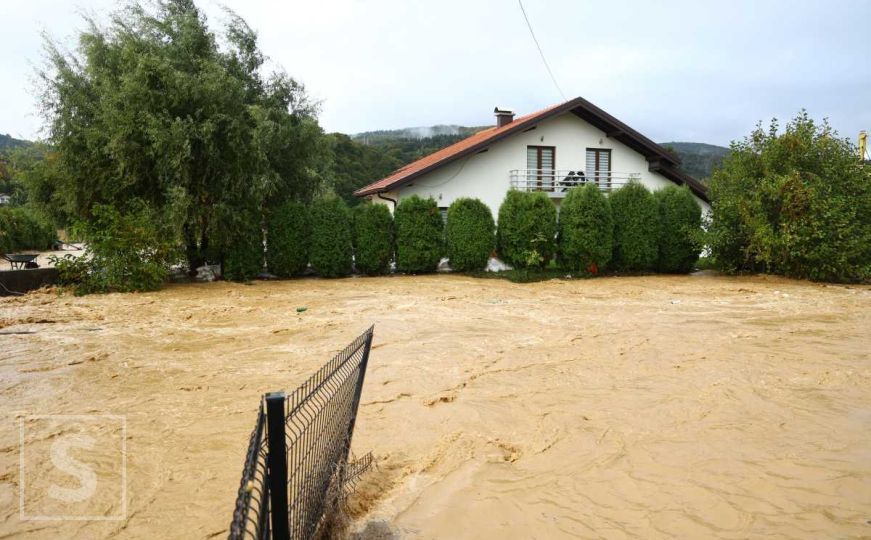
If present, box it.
[368,112,711,217]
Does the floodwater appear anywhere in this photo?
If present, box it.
[1,274,869,538]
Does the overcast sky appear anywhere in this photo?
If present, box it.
[2,0,869,146]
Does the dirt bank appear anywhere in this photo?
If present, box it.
[1,274,869,538]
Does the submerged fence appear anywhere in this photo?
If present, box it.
[228,326,375,540]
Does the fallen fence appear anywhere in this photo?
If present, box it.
[228,326,375,540]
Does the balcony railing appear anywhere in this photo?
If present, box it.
[509,169,642,196]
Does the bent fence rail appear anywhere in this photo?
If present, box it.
[228,326,375,540]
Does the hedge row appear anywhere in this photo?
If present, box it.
[446,198,495,272]
[497,191,557,268]
[552,182,702,274]
[233,184,700,281]
[558,183,613,273]
[353,203,394,275]
[0,207,56,254]
[395,196,443,273]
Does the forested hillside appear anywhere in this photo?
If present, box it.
[0,134,31,151]
[661,142,730,180]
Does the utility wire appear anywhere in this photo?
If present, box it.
[518,0,567,101]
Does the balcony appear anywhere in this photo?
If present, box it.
[508,169,642,197]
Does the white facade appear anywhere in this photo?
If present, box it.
[367,111,711,217]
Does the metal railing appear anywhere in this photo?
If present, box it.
[509,169,642,196]
[228,326,375,540]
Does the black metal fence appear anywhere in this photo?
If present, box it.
[228,326,375,540]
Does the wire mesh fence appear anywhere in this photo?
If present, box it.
[228,404,270,539]
[228,326,375,540]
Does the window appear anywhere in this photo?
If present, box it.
[527,146,555,191]
[586,148,611,187]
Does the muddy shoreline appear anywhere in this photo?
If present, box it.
[1,274,869,538]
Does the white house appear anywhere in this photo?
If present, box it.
[355,96,710,217]
[0,193,11,205]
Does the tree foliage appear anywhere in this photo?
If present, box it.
[326,133,403,207]
[708,112,871,282]
[221,206,264,282]
[53,202,183,294]
[4,145,73,226]
[38,0,324,280]
[655,185,702,273]
[496,191,557,269]
[609,182,660,271]
[557,183,613,273]
[309,197,352,277]
[266,200,309,277]
[352,203,393,275]
[394,196,443,273]
[445,197,495,272]
[0,206,55,253]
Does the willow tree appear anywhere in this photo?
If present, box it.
[39,0,325,272]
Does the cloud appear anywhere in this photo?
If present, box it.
[1,0,868,146]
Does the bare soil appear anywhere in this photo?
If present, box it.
[1,274,869,538]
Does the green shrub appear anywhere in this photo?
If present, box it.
[0,207,55,253]
[709,112,871,282]
[496,191,557,269]
[610,181,660,271]
[557,183,613,273]
[352,203,394,275]
[445,198,495,272]
[394,196,443,273]
[222,210,264,282]
[655,185,702,273]
[55,203,182,294]
[309,197,353,277]
[266,201,310,277]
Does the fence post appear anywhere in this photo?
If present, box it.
[265,392,290,540]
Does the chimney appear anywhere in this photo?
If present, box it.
[494,107,515,128]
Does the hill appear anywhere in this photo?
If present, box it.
[353,125,488,144]
[660,141,730,180]
[0,133,32,152]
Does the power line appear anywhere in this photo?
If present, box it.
[518,0,567,102]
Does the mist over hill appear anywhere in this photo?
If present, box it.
[352,125,488,143]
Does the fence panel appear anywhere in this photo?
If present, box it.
[228,404,270,539]
[227,325,375,540]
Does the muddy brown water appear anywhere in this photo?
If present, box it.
[1,274,869,538]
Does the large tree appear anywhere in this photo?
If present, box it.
[39,0,324,270]
[709,112,871,282]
